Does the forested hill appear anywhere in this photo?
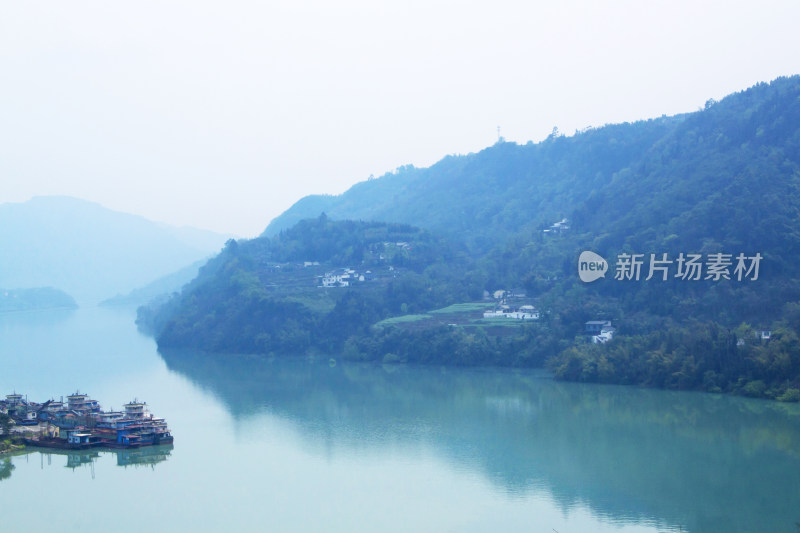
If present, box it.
[265,76,800,261]
[144,76,800,401]
[263,116,681,251]
[138,218,481,356]
[483,76,800,311]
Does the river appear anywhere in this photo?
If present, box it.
[1,307,799,532]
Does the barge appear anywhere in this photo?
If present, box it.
[23,432,104,450]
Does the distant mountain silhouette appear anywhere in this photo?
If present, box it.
[0,196,230,304]
[0,287,77,313]
[100,259,206,308]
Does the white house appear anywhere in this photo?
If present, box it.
[483,304,539,320]
[543,218,570,234]
[320,268,373,287]
[510,305,539,320]
[321,268,350,287]
[591,325,615,344]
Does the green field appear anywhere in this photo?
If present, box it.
[283,292,338,313]
[428,302,494,314]
[375,301,501,329]
[375,314,432,327]
[475,317,528,327]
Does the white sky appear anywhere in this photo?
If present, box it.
[2,0,799,237]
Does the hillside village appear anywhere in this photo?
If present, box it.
[481,289,539,320]
[308,240,414,287]
[250,254,622,344]
[312,274,617,344]
[320,267,376,287]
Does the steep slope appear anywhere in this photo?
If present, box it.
[264,118,681,251]
[0,196,229,304]
[490,77,800,324]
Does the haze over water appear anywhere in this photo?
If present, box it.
[2,307,799,532]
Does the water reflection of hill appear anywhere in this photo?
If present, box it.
[160,350,800,533]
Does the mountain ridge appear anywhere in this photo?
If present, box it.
[263,115,686,251]
[0,195,230,304]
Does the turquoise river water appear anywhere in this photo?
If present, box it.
[1,307,799,532]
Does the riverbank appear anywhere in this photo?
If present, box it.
[0,437,26,455]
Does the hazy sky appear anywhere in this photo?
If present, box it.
[2,1,800,237]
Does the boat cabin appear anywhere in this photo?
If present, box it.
[5,393,23,407]
[124,401,147,419]
[67,432,93,445]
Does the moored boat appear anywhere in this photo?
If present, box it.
[24,431,104,450]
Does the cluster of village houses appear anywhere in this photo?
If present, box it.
[308,241,413,288]
[2,392,102,426]
[0,393,79,426]
[1,392,150,429]
[310,268,620,345]
[1,393,38,424]
[482,289,617,342]
[481,289,540,320]
[319,267,376,287]
[483,304,540,320]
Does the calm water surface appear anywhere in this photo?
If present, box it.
[1,307,800,532]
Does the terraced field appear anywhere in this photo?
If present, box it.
[374,301,535,335]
